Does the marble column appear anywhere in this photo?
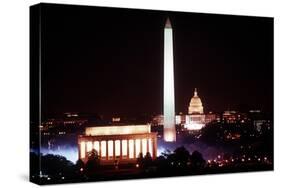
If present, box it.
[120,140,123,160]
[106,141,109,160]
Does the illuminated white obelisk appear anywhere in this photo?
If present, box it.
[163,17,176,142]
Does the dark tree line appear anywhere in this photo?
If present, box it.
[30,142,272,185]
[30,145,206,184]
[136,146,206,176]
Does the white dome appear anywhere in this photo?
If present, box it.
[188,88,204,114]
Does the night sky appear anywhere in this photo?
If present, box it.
[40,3,273,119]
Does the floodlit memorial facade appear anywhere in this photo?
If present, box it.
[78,124,157,164]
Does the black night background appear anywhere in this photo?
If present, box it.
[41,4,273,119]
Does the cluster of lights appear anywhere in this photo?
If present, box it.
[63,121,77,125]
[207,154,271,167]
[38,172,66,181]
[65,113,78,117]
[184,123,205,130]
[112,117,121,122]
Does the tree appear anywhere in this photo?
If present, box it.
[174,146,190,164]
[39,153,75,182]
[75,159,85,175]
[190,150,206,170]
[85,149,100,177]
[143,152,153,168]
[166,146,190,170]
[136,152,143,167]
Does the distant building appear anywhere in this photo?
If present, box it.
[184,88,214,131]
[188,88,204,115]
[176,113,186,125]
[222,110,238,123]
[78,124,157,164]
[152,88,216,132]
[222,110,248,124]
[112,117,121,123]
[205,112,218,124]
[249,110,271,132]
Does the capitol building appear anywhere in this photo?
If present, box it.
[188,88,204,115]
[153,88,217,132]
[184,88,208,131]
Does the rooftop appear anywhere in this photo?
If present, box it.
[85,124,151,136]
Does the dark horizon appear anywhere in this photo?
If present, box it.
[39,4,273,119]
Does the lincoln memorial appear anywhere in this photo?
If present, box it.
[78,124,157,164]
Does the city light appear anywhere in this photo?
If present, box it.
[184,123,205,130]
[112,117,121,122]
[164,130,176,142]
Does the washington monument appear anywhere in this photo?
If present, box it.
[163,17,176,142]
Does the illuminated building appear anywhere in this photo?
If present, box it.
[112,117,121,123]
[222,110,238,123]
[253,120,270,132]
[163,17,176,142]
[64,112,79,117]
[188,88,203,115]
[175,115,183,125]
[185,114,205,131]
[153,88,216,132]
[205,112,217,124]
[78,124,157,164]
[152,114,184,126]
[249,110,270,132]
[184,88,215,131]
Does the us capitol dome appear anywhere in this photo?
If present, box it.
[184,88,206,131]
[188,88,204,114]
[152,87,216,132]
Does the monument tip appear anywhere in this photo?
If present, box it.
[165,17,172,28]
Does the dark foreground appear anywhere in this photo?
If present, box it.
[30,146,273,185]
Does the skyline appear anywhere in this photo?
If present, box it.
[30,4,274,185]
[40,4,273,119]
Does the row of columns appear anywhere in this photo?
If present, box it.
[80,137,157,161]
